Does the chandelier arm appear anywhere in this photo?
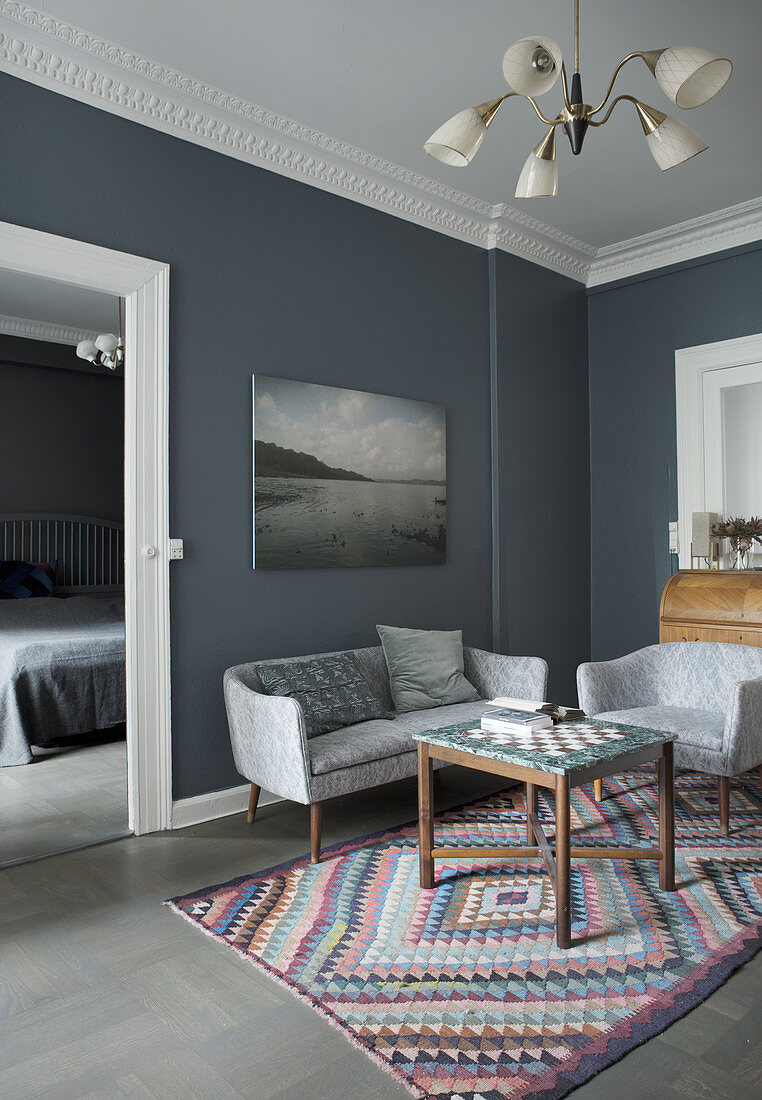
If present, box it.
[524,97,565,127]
[590,53,648,116]
[560,63,572,111]
[588,93,639,127]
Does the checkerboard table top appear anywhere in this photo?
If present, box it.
[413,719,674,775]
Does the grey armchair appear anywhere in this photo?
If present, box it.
[224,644,548,861]
[577,641,762,833]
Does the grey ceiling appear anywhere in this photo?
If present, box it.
[32,1,762,247]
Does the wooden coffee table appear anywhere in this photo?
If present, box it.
[414,720,676,949]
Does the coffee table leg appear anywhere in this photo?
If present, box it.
[658,741,676,892]
[555,774,571,949]
[526,782,537,843]
[417,742,435,889]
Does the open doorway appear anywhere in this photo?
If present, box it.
[0,273,128,865]
[0,220,171,840]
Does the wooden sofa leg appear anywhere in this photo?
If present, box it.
[310,802,323,864]
[247,783,261,824]
[718,776,730,835]
[593,779,603,802]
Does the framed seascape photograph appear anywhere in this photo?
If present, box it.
[252,376,446,569]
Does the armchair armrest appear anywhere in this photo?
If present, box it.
[577,648,658,714]
[223,667,313,804]
[723,676,762,775]
[463,647,548,702]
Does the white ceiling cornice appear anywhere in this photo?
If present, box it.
[587,196,762,288]
[0,2,760,288]
[0,311,95,345]
[0,1,591,282]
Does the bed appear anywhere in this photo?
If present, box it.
[0,515,125,767]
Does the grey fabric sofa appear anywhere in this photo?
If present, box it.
[224,645,548,861]
[577,641,762,833]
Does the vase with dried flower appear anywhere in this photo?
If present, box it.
[711,516,762,569]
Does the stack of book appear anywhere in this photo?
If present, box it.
[480,707,554,735]
[484,697,586,724]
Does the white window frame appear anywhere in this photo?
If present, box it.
[676,332,762,570]
[0,221,171,834]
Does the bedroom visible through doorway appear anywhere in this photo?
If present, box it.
[0,273,129,866]
[0,220,172,839]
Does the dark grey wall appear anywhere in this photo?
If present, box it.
[0,335,123,518]
[492,251,590,704]
[588,246,762,660]
[0,73,497,799]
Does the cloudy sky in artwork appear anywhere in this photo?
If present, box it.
[254,376,445,482]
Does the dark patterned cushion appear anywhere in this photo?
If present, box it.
[257,654,390,738]
[0,560,56,599]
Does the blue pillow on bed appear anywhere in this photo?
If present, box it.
[0,560,56,599]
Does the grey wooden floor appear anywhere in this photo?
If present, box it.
[0,738,128,867]
[1,767,761,1099]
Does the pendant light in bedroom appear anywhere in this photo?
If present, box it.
[76,298,124,371]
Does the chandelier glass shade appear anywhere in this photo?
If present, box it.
[423,0,731,198]
[423,98,504,166]
[515,128,558,198]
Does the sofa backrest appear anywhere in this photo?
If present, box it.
[648,642,762,710]
[227,643,513,711]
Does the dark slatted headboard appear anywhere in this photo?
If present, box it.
[0,514,124,594]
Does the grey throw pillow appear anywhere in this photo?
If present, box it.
[257,654,389,738]
[376,625,479,713]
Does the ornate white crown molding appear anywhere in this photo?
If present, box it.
[0,311,95,345]
[0,2,591,282]
[0,2,759,288]
[587,196,762,288]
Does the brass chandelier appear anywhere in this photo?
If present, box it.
[423,0,732,198]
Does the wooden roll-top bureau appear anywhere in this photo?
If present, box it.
[660,570,762,648]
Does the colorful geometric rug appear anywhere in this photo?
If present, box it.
[167,769,762,1099]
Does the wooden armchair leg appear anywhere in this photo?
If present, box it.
[593,779,603,802]
[718,776,730,835]
[247,783,261,824]
[310,801,323,864]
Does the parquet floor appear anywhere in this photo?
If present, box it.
[1,768,761,1099]
[0,736,128,867]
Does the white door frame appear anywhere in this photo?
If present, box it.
[676,332,762,570]
[0,221,171,834]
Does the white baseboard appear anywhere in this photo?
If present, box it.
[171,783,282,829]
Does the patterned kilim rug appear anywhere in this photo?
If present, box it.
[167,769,762,1099]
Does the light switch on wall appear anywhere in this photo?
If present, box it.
[668,522,679,555]
[169,539,184,560]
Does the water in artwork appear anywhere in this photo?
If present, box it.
[254,477,446,568]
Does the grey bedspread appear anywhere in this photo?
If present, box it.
[0,596,125,767]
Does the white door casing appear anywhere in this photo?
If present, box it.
[676,332,762,570]
[0,220,171,834]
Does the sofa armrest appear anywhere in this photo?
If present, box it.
[463,647,548,702]
[577,649,657,714]
[723,676,762,775]
[223,668,313,804]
